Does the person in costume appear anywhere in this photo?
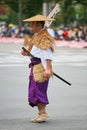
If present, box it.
[21,14,55,123]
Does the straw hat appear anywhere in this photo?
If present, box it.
[9,24,15,28]
[23,14,55,22]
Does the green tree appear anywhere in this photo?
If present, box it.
[1,0,87,26]
[51,0,87,26]
[3,0,43,25]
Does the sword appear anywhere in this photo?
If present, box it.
[22,47,71,86]
[53,72,71,86]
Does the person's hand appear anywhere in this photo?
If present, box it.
[43,69,51,78]
[21,49,28,56]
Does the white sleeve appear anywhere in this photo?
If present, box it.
[40,48,53,69]
[31,45,53,69]
[31,45,53,60]
[41,48,53,60]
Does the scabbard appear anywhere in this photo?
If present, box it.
[53,72,71,86]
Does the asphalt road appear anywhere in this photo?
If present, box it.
[0,43,87,130]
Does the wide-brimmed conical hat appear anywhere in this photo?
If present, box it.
[23,14,55,22]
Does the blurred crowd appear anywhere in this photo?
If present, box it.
[48,26,87,42]
[0,22,87,42]
[0,23,34,38]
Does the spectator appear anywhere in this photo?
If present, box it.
[63,27,69,40]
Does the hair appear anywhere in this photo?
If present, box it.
[36,21,45,28]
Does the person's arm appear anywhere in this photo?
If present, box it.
[43,59,52,78]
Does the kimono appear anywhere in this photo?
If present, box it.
[27,29,55,107]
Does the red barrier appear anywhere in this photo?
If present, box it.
[55,40,87,48]
[0,37,87,48]
[0,37,24,44]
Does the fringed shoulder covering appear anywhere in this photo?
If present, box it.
[28,29,55,52]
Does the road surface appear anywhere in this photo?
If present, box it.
[0,43,87,130]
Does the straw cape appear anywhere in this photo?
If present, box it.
[23,14,55,22]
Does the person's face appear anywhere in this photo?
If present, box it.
[31,22,37,32]
[31,22,42,33]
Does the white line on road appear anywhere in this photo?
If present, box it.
[0,52,87,67]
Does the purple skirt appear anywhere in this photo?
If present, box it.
[28,58,49,107]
